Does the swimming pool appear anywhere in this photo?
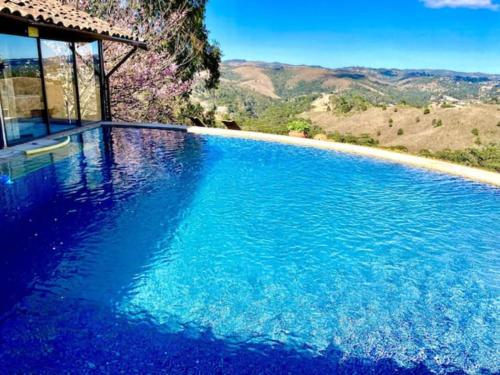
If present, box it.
[0,127,498,373]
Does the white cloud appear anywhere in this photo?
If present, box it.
[421,0,499,10]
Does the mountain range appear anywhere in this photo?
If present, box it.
[216,60,500,105]
[192,60,499,170]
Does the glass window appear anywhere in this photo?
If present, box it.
[40,40,79,133]
[75,41,102,123]
[0,34,48,146]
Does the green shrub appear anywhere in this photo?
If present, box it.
[433,119,443,128]
[327,132,379,146]
[419,144,500,172]
[388,118,394,127]
[376,130,381,136]
[384,145,408,152]
[441,102,455,108]
[287,119,311,133]
[393,107,398,113]
[419,149,432,158]
[497,121,500,127]
[415,117,420,123]
[471,128,479,136]
[424,108,431,115]
[308,125,325,138]
[397,128,404,136]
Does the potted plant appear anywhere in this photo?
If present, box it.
[287,119,311,138]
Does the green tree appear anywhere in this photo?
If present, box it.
[287,119,311,134]
[330,95,370,114]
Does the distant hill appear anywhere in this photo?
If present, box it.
[218,60,500,105]
[191,60,500,170]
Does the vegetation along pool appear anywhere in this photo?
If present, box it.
[0,127,498,374]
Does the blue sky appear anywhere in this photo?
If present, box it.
[206,0,500,73]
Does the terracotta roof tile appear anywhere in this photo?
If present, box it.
[0,0,140,42]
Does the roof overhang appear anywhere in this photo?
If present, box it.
[0,0,147,49]
[0,12,147,49]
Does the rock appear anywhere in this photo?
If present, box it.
[314,134,328,141]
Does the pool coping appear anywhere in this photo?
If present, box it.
[1,121,499,188]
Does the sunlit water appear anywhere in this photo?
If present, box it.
[0,128,498,374]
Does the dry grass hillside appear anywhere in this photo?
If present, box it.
[305,103,500,152]
[231,66,280,99]
[193,60,500,170]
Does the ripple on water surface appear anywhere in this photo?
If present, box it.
[0,128,498,374]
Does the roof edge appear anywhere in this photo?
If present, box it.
[0,11,147,49]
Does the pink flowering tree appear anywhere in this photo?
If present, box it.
[65,0,220,123]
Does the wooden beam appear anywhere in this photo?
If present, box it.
[105,47,138,79]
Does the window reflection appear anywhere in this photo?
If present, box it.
[0,34,47,146]
[75,41,102,123]
[40,40,79,133]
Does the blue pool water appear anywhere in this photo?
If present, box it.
[0,127,498,374]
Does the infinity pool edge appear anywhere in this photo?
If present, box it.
[1,121,499,188]
[187,126,500,188]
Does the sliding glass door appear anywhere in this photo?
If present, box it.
[40,40,79,134]
[0,34,104,148]
[0,34,48,146]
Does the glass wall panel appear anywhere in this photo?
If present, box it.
[75,41,102,123]
[40,40,79,133]
[0,34,48,146]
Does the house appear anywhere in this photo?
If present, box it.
[0,0,146,148]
